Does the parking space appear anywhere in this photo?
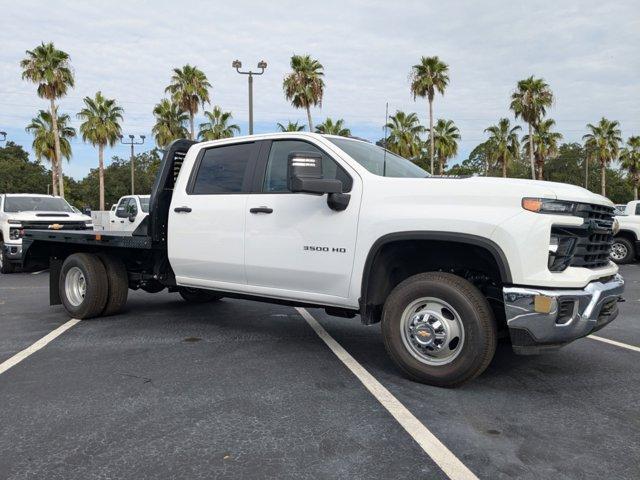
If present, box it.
[1,266,639,479]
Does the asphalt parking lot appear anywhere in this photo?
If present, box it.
[1,266,639,480]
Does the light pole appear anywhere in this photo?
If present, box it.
[0,131,6,143]
[120,134,145,195]
[232,60,267,135]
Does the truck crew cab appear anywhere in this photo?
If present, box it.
[21,133,624,386]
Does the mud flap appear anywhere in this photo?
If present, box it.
[49,257,62,305]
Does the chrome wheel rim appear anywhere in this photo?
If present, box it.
[400,297,465,366]
[611,242,627,261]
[65,266,87,307]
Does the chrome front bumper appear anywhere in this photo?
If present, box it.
[503,274,624,353]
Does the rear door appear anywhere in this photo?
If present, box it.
[244,138,362,300]
[168,141,259,286]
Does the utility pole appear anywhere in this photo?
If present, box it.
[120,135,145,195]
[232,60,267,135]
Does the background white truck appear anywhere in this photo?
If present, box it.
[108,195,150,232]
[611,200,640,264]
[0,193,93,274]
[21,134,624,386]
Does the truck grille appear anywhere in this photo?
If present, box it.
[550,203,615,270]
[20,221,90,231]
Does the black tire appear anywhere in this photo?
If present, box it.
[97,253,129,316]
[178,287,222,303]
[610,237,635,264]
[381,272,497,387]
[59,253,108,319]
[0,242,15,274]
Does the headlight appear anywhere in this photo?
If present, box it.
[84,220,93,225]
[9,228,22,240]
[7,219,21,225]
[522,198,577,215]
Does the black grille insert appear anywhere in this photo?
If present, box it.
[550,203,615,270]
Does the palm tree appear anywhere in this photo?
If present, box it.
[620,136,640,200]
[198,106,240,141]
[384,111,425,160]
[277,121,305,132]
[426,119,460,174]
[510,76,554,180]
[409,56,450,174]
[152,99,189,148]
[283,54,324,131]
[582,117,622,196]
[522,119,562,180]
[25,108,76,191]
[315,118,351,136]
[165,65,211,140]
[77,92,124,210]
[484,118,521,178]
[20,42,74,197]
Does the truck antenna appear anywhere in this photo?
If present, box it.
[383,102,389,177]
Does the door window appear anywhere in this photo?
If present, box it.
[263,140,352,193]
[116,198,131,218]
[191,143,255,194]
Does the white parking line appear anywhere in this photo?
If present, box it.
[0,319,80,376]
[31,269,48,275]
[296,307,478,480]
[588,335,640,353]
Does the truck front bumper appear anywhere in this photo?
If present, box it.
[1,243,22,262]
[503,274,624,354]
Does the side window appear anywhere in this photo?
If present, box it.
[263,140,352,193]
[116,198,130,218]
[635,204,640,216]
[191,143,254,194]
[127,199,138,216]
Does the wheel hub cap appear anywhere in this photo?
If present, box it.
[65,266,87,307]
[401,298,465,366]
[611,243,627,260]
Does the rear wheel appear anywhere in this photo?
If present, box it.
[0,242,15,274]
[381,272,497,387]
[178,287,222,303]
[97,253,129,316]
[59,253,108,319]
[610,237,635,264]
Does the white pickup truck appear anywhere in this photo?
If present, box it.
[21,133,624,386]
[0,193,93,274]
[611,200,640,264]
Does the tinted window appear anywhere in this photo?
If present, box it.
[263,140,352,193]
[139,197,150,213]
[192,143,254,194]
[3,196,74,213]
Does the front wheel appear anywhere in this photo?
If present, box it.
[610,237,635,264]
[381,272,497,387]
[178,287,222,303]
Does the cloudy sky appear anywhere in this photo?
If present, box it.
[1,0,639,179]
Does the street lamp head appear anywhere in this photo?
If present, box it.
[140,135,146,141]
[257,60,267,70]
[118,134,124,139]
[129,134,135,140]
[232,59,242,69]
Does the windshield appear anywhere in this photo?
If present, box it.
[328,137,429,178]
[139,197,150,213]
[3,196,74,213]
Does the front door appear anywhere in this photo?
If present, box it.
[169,141,259,286]
[244,139,361,300]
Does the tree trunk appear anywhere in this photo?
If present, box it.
[306,106,313,132]
[537,155,544,180]
[601,160,606,197]
[189,112,195,140]
[528,123,535,180]
[429,99,434,175]
[50,156,59,196]
[99,144,105,211]
[439,156,444,175]
[49,98,65,197]
[634,184,638,201]
[502,157,507,178]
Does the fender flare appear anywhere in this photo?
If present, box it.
[359,231,513,319]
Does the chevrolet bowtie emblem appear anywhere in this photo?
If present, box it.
[48,223,63,230]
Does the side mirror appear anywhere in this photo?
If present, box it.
[287,152,342,194]
[128,213,136,222]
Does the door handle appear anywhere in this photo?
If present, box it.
[250,206,273,214]
[174,206,192,213]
